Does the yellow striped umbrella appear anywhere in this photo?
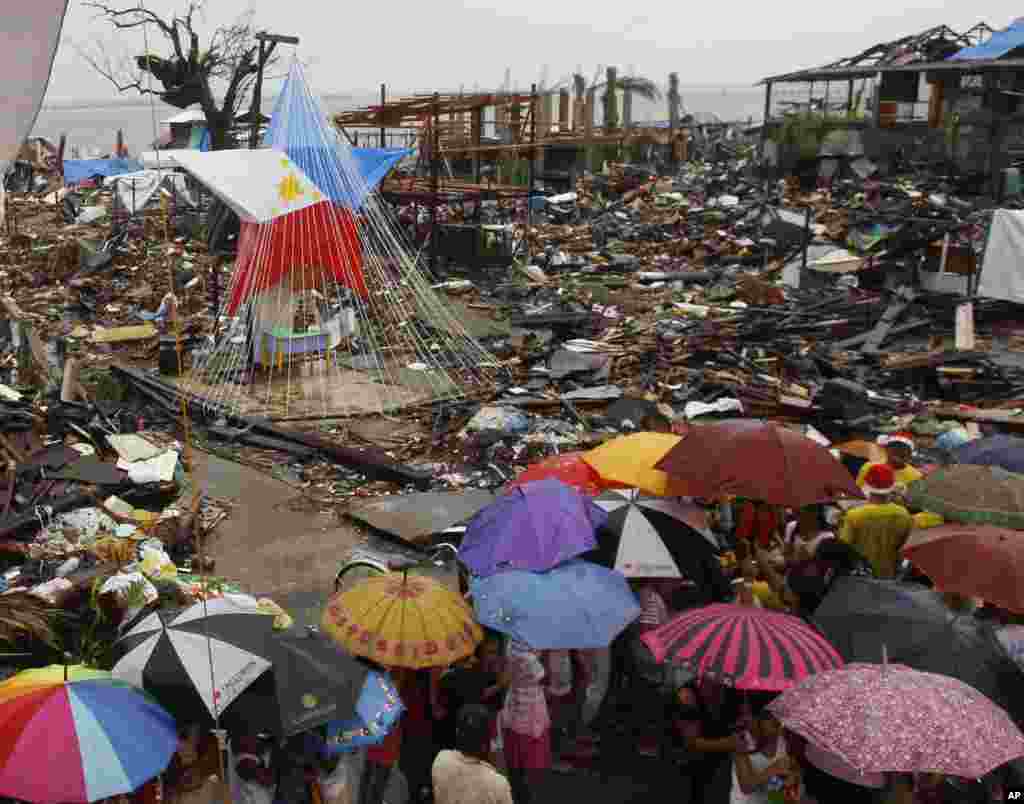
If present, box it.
[321,572,482,669]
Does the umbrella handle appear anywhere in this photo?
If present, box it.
[211,728,233,804]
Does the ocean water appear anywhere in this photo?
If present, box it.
[32,85,766,157]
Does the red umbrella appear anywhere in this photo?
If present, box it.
[654,420,863,507]
[901,524,1024,613]
[505,452,611,497]
[640,603,844,691]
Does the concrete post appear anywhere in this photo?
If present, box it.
[605,66,619,131]
[559,89,570,132]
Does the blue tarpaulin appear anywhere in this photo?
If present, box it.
[63,158,142,185]
[948,19,1024,60]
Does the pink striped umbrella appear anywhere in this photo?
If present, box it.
[640,603,844,691]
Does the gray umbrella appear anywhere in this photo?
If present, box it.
[347,490,495,543]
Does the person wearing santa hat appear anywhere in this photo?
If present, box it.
[839,464,913,579]
[854,432,923,496]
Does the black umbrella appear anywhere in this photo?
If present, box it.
[813,576,1024,725]
[113,597,368,735]
[589,489,719,579]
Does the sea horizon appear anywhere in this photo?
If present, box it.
[34,84,768,156]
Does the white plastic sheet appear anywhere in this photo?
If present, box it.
[979,209,1024,303]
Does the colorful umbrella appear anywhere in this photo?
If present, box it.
[470,559,641,649]
[589,488,718,578]
[582,432,689,496]
[905,464,1024,529]
[322,670,404,753]
[901,523,1024,614]
[322,572,482,669]
[655,420,863,507]
[0,665,177,803]
[813,576,1024,725]
[505,452,609,497]
[768,662,1024,778]
[460,479,607,577]
[641,603,844,691]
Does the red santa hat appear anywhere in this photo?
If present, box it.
[877,432,915,451]
[862,463,896,495]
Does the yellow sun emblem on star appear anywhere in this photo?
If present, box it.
[278,172,305,205]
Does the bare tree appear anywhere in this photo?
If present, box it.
[79,3,279,151]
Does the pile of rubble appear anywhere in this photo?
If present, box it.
[2,150,1024,567]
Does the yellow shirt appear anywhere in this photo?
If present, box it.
[839,502,913,578]
[751,580,786,610]
[855,462,923,492]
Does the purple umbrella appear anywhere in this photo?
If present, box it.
[460,478,608,577]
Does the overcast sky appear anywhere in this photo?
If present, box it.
[46,0,1020,103]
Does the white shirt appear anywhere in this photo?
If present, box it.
[784,522,835,557]
[432,750,513,804]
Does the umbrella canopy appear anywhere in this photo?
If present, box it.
[641,603,844,691]
[347,490,495,544]
[470,559,640,649]
[460,479,607,577]
[582,432,689,496]
[655,420,863,507]
[114,595,368,735]
[0,665,177,803]
[813,576,1024,724]
[952,434,1024,473]
[768,663,1024,778]
[505,452,609,497]
[901,524,1024,614]
[322,670,404,753]
[113,595,272,720]
[905,464,1024,529]
[589,488,718,578]
[322,572,482,669]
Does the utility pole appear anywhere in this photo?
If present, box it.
[249,32,300,149]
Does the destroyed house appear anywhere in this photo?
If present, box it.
[759,20,1024,193]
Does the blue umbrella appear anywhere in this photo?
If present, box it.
[460,478,608,577]
[470,559,641,649]
[321,670,404,754]
[952,434,1024,473]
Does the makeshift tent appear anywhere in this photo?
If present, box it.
[949,19,1024,60]
[63,158,143,185]
[103,170,196,215]
[0,1,69,223]
[182,59,499,419]
[978,210,1024,303]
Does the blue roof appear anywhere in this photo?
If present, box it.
[948,19,1024,61]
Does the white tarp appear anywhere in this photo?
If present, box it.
[172,148,323,223]
[978,209,1024,303]
[103,169,197,214]
[0,0,69,223]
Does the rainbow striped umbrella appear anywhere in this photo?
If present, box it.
[0,665,177,803]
